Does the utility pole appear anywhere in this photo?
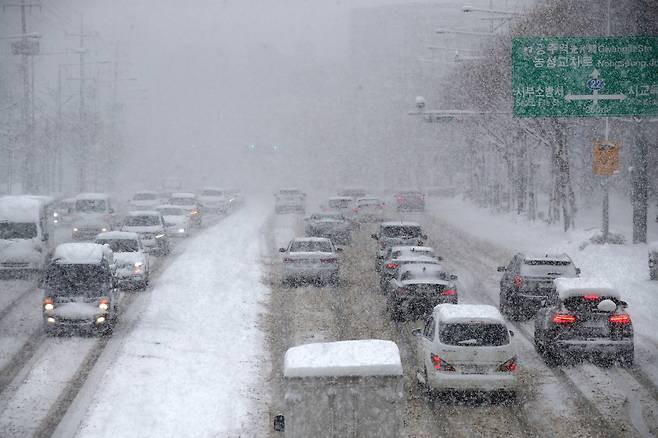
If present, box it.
[2,0,41,193]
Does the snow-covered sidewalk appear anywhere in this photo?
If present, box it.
[74,204,270,437]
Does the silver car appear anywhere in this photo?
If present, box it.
[280,237,341,286]
[373,222,428,271]
[304,213,352,245]
[95,231,150,289]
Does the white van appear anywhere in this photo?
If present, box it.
[276,339,404,437]
[413,304,518,397]
[0,195,56,274]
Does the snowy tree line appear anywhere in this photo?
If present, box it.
[433,0,658,232]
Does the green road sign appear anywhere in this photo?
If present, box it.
[512,36,658,117]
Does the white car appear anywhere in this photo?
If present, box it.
[169,192,202,227]
[95,231,150,289]
[354,197,385,223]
[71,193,116,240]
[413,304,518,397]
[280,237,341,286]
[121,211,170,255]
[155,205,191,238]
[198,188,230,214]
[129,190,160,209]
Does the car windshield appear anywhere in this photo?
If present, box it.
[439,323,509,347]
[357,198,380,206]
[158,208,186,216]
[0,222,38,239]
[202,190,224,196]
[133,193,157,201]
[169,198,194,206]
[521,260,576,277]
[124,216,160,227]
[76,199,107,213]
[382,226,422,238]
[44,264,107,295]
[96,239,139,252]
[290,241,332,252]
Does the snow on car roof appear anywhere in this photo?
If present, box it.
[0,196,47,222]
[392,245,433,253]
[381,221,421,227]
[292,237,332,243]
[53,243,107,264]
[329,196,353,201]
[75,192,110,200]
[555,277,619,300]
[524,253,572,262]
[435,304,505,325]
[284,340,403,378]
[402,263,443,274]
[395,255,439,263]
[96,231,139,240]
[127,210,160,216]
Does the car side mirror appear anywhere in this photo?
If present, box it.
[497,266,507,272]
[273,414,285,432]
[436,256,443,261]
[279,248,287,253]
[371,234,378,240]
[619,300,628,308]
[411,328,422,337]
[422,235,428,240]
[575,268,581,275]
[509,330,515,337]
[449,274,458,281]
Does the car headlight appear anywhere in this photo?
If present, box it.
[155,234,165,239]
[44,303,54,311]
[134,262,143,268]
[73,227,79,232]
[178,228,185,233]
[53,212,59,217]
[99,303,109,311]
[101,227,108,232]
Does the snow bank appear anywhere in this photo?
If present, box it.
[284,340,402,378]
[75,203,270,437]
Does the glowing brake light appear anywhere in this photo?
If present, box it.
[552,313,576,324]
[441,289,456,296]
[608,314,631,324]
[497,356,518,372]
[385,262,399,269]
[430,353,455,371]
[583,294,600,301]
[513,275,523,288]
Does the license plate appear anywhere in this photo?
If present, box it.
[461,365,487,374]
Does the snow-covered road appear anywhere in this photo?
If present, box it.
[63,203,271,438]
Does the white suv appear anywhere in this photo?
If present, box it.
[413,304,518,398]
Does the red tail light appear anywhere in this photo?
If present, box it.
[320,258,337,264]
[552,313,576,324]
[430,353,455,371]
[583,294,600,301]
[44,297,54,305]
[609,314,631,324]
[99,297,109,305]
[441,289,456,296]
[385,262,399,269]
[497,356,517,372]
[513,275,523,288]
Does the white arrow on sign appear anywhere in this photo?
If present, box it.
[564,69,626,106]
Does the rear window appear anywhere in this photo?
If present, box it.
[290,241,332,253]
[44,264,108,295]
[521,259,576,277]
[202,190,224,196]
[328,199,352,208]
[439,323,509,347]
[357,198,380,206]
[170,197,195,206]
[96,239,138,252]
[0,222,38,239]
[562,296,621,312]
[133,193,157,201]
[400,269,443,281]
[124,215,161,227]
[382,226,422,238]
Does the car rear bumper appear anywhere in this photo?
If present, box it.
[554,339,633,355]
[276,205,305,213]
[427,371,517,392]
[283,265,338,280]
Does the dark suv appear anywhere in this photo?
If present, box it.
[498,253,580,319]
[534,279,633,366]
